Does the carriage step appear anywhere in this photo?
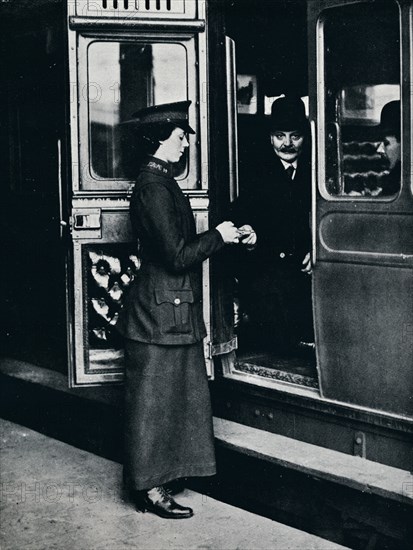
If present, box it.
[213,417,413,506]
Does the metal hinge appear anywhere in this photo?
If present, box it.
[207,336,238,359]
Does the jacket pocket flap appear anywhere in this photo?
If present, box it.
[155,289,194,305]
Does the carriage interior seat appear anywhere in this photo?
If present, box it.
[341,126,389,196]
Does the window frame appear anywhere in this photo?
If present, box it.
[317,0,403,202]
[76,31,199,192]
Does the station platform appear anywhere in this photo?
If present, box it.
[1,358,413,549]
[0,418,350,550]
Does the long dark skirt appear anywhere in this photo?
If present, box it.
[123,339,216,491]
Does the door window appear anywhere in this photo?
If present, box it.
[88,41,188,181]
[322,1,401,198]
[76,37,199,190]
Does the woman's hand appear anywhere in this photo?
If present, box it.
[216,221,240,244]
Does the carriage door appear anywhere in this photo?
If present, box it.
[309,0,413,416]
[66,1,211,386]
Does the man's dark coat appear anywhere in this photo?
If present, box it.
[231,145,313,349]
[233,145,311,265]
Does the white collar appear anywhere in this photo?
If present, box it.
[280,159,298,171]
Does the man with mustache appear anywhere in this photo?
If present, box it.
[232,96,313,355]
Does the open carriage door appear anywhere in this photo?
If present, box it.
[309,0,413,417]
[204,2,240,377]
[65,0,215,386]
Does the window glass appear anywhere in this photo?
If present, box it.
[323,2,400,197]
[88,42,188,180]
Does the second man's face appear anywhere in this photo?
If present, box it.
[270,130,304,163]
[377,135,401,171]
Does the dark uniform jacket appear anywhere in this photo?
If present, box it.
[117,156,225,345]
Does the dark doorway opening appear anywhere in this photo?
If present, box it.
[225,0,317,388]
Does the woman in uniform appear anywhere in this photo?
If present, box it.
[116,101,243,519]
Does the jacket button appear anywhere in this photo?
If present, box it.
[174,298,181,306]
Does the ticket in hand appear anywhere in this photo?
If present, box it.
[237,226,253,236]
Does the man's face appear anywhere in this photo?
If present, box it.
[270,130,304,163]
[377,135,401,171]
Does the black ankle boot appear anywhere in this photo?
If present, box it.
[135,486,193,519]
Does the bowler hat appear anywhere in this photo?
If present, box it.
[379,100,400,136]
[270,96,308,132]
[130,100,195,134]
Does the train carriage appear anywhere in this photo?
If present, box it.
[1,1,412,547]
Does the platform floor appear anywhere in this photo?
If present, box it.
[0,419,350,550]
